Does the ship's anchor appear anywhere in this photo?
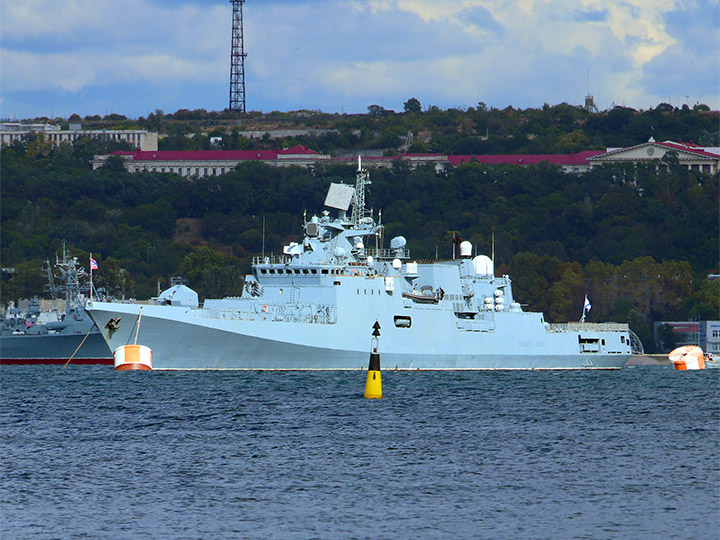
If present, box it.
[106,317,121,332]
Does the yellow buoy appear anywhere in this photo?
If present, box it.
[364,351,382,398]
[114,344,153,371]
[364,321,382,398]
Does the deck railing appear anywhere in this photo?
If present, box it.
[548,322,629,333]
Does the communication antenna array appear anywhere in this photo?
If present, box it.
[229,0,248,112]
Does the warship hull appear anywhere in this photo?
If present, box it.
[0,331,113,365]
[86,162,632,370]
[87,300,630,370]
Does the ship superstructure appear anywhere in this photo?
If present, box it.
[87,160,631,369]
[1,244,112,364]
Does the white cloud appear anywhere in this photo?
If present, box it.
[2,48,225,93]
[0,0,716,117]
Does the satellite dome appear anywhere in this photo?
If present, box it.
[390,236,407,249]
[459,241,472,258]
[473,255,494,276]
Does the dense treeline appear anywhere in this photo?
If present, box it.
[25,101,719,156]
[2,103,719,352]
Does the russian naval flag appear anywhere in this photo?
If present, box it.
[583,295,591,312]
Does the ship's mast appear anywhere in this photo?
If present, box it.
[352,157,371,224]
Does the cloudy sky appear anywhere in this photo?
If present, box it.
[1,0,718,119]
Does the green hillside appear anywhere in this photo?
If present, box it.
[2,103,718,351]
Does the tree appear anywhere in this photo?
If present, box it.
[367,104,386,118]
[404,97,422,114]
[656,324,678,351]
[687,277,720,320]
[1,260,47,303]
[177,247,230,289]
[101,155,127,172]
[661,150,679,168]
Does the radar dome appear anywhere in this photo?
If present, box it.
[333,247,346,259]
[390,236,407,249]
[473,255,494,276]
[459,241,472,258]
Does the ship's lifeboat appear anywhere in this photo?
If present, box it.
[668,346,705,370]
[402,292,439,304]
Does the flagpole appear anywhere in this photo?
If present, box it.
[580,295,590,323]
[89,252,94,301]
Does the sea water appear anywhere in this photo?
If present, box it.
[1,365,718,540]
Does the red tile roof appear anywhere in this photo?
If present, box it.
[278,145,317,155]
[111,145,320,162]
[656,141,720,158]
[447,150,604,166]
[112,149,278,161]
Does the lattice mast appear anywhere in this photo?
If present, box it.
[229,0,247,112]
[352,157,371,224]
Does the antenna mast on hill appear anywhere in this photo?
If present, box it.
[229,0,248,113]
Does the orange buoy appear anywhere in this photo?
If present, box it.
[114,344,153,371]
[668,346,705,370]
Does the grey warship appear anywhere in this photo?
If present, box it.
[1,246,112,365]
[87,160,632,369]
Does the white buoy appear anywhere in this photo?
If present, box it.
[114,344,153,371]
[668,346,705,370]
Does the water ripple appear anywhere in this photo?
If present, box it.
[1,365,718,540]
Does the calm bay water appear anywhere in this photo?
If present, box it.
[1,365,718,540]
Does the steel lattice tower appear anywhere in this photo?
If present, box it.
[229,0,247,112]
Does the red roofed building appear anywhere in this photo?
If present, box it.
[92,145,326,175]
[447,150,604,173]
[588,138,719,174]
[92,140,720,177]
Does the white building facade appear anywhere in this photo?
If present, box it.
[589,139,719,174]
[0,123,158,151]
